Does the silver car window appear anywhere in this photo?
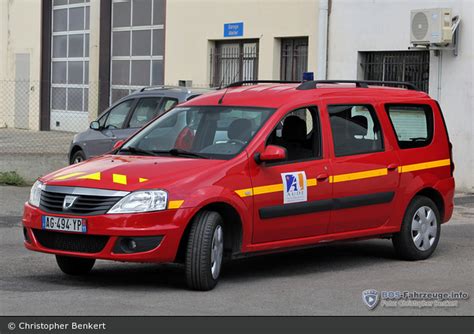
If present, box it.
[128,97,162,128]
[104,99,134,129]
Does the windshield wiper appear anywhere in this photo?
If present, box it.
[120,146,209,159]
[119,146,159,156]
[151,148,209,159]
[170,148,209,159]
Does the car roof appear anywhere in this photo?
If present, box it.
[185,82,431,109]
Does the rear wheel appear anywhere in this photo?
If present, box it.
[56,255,95,275]
[185,211,224,291]
[392,196,441,261]
[70,150,86,164]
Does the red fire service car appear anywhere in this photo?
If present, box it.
[23,80,455,290]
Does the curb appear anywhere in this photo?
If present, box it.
[454,195,474,206]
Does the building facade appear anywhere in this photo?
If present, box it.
[327,0,473,191]
[0,0,43,131]
[0,0,472,191]
[0,0,319,133]
[164,0,320,87]
[0,0,166,132]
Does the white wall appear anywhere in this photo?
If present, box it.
[328,0,473,192]
[0,0,42,130]
[0,0,102,132]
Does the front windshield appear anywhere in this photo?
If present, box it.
[119,106,275,159]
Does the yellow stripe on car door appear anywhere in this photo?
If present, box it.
[398,159,450,173]
[235,178,317,198]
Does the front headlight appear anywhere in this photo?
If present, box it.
[107,190,168,214]
[29,180,44,207]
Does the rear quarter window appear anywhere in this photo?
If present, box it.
[385,104,434,149]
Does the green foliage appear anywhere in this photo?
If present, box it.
[0,171,28,186]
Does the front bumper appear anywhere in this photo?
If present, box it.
[22,202,194,263]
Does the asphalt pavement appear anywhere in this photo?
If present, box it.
[1,186,472,316]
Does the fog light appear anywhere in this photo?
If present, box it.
[23,227,31,243]
[113,236,163,254]
[128,239,137,250]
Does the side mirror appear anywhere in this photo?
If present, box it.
[90,121,100,130]
[256,145,287,164]
[113,140,125,150]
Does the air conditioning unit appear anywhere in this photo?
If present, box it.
[410,8,453,45]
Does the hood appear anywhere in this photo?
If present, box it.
[41,155,228,192]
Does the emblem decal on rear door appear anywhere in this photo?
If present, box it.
[281,171,307,204]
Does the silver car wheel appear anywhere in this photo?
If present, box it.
[210,225,223,279]
[411,206,437,251]
[73,156,83,164]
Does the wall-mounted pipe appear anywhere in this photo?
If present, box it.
[317,0,329,80]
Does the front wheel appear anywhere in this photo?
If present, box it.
[392,196,441,261]
[70,150,86,164]
[56,255,95,275]
[185,211,224,291]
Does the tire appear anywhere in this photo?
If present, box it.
[185,211,224,291]
[392,196,441,261]
[70,150,86,165]
[56,255,95,276]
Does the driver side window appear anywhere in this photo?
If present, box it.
[104,100,134,129]
[267,107,321,162]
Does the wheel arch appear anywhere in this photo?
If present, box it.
[69,145,85,162]
[413,187,445,222]
[175,201,243,263]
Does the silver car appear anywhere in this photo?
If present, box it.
[69,86,211,164]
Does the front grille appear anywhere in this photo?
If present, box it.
[33,229,109,253]
[40,191,122,215]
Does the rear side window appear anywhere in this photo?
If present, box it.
[128,97,161,128]
[158,98,179,116]
[328,105,384,157]
[386,104,433,149]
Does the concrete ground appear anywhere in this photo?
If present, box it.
[0,186,472,316]
[0,128,75,154]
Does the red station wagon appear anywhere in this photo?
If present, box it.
[23,80,455,290]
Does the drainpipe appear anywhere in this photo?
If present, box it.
[437,51,443,102]
[317,0,329,80]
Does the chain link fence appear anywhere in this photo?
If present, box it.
[0,81,104,154]
[0,80,196,181]
[0,80,213,156]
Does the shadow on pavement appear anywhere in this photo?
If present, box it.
[14,239,401,291]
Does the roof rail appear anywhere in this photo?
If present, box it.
[139,85,183,92]
[296,80,419,91]
[225,80,300,88]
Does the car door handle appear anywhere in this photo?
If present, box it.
[387,163,399,171]
[316,173,329,181]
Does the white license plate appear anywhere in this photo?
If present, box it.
[42,216,87,233]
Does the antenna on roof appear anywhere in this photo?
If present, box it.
[218,88,228,104]
[218,71,240,104]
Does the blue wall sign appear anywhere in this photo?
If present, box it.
[224,22,244,37]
